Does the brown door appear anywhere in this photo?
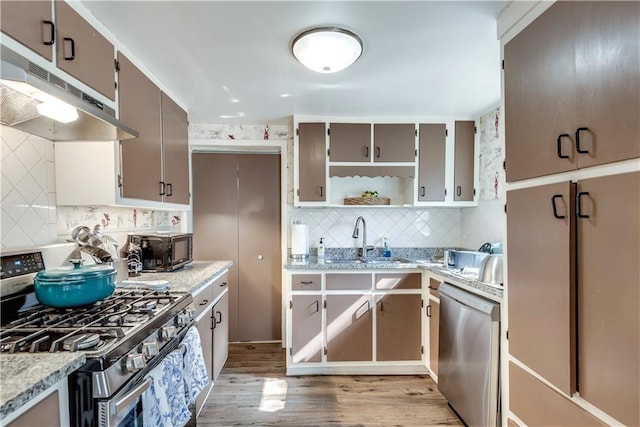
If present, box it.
[55,0,115,100]
[577,172,640,426]
[192,153,281,343]
[373,124,415,162]
[297,123,326,202]
[160,92,189,205]
[329,123,371,162]
[453,121,475,201]
[326,294,372,361]
[1,1,53,61]
[118,52,162,202]
[418,124,447,202]
[573,2,640,169]
[376,294,421,361]
[237,154,281,341]
[428,299,439,376]
[291,295,322,363]
[212,290,229,380]
[504,1,577,182]
[506,182,576,395]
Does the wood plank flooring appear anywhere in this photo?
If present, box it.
[197,343,463,426]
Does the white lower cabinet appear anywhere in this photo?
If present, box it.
[287,270,426,375]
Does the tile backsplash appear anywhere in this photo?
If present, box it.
[1,125,185,251]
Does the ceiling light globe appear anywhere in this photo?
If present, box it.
[292,27,363,73]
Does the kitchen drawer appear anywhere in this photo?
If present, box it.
[291,274,321,290]
[374,273,421,290]
[211,272,229,302]
[428,278,441,297]
[326,273,371,290]
[193,280,215,318]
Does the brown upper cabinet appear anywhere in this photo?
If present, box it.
[373,124,416,162]
[418,123,447,202]
[118,52,189,204]
[297,122,327,202]
[329,123,371,162]
[453,121,475,201]
[504,1,640,182]
[1,1,54,61]
[55,1,115,101]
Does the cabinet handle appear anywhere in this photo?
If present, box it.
[313,300,320,313]
[556,134,571,159]
[221,282,227,287]
[216,311,222,324]
[211,314,216,330]
[576,191,590,219]
[166,183,173,196]
[159,181,166,196]
[428,285,438,290]
[300,281,313,285]
[376,147,381,158]
[456,186,462,197]
[551,194,566,219]
[575,127,590,154]
[63,37,75,60]
[364,146,369,158]
[319,186,324,197]
[199,299,209,306]
[426,304,432,318]
[380,301,385,312]
[43,20,55,45]
[420,186,426,197]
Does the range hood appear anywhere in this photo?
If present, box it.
[0,45,138,141]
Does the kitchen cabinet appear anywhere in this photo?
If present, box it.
[506,172,639,426]
[373,124,415,163]
[329,122,371,162]
[212,289,229,380]
[291,273,321,291]
[427,298,439,377]
[55,0,115,101]
[296,122,327,203]
[5,389,61,427]
[194,304,214,415]
[417,123,447,202]
[504,1,640,182]
[326,294,373,362]
[290,294,323,363]
[375,294,421,361]
[453,121,475,201]
[118,52,189,204]
[0,1,54,62]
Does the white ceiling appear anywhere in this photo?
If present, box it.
[80,1,507,125]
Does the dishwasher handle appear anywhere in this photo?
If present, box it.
[439,282,499,320]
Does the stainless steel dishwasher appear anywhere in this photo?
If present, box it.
[438,282,500,427]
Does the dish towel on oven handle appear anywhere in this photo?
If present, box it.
[142,349,192,427]
[181,326,210,403]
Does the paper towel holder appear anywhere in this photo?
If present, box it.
[290,221,309,260]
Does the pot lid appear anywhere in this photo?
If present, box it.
[35,261,115,283]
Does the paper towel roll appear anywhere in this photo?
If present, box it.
[291,223,309,259]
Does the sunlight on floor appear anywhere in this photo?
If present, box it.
[258,377,288,412]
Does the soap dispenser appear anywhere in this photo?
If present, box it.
[382,236,391,258]
[317,238,325,258]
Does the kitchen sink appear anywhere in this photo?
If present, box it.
[323,258,410,265]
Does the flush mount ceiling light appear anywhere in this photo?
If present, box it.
[292,27,363,73]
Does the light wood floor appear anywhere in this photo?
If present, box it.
[197,343,463,426]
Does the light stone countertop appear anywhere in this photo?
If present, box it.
[0,260,233,421]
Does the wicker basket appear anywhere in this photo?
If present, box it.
[344,197,391,205]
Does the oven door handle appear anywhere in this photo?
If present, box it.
[115,379,151,414]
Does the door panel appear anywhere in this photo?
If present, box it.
[212,291,229,380]
[574,1,640,169]
[374,273,421,290]
[418,124,446,202]
[192,153,239,341]
[577,172,640,426]
[429,300,439,376]
[1,1,53,61]
[453,121,475,201]
[291,295,322,363]
[504,1,577,181]
[373,124,415,162]
[298,123,326,202]
[194,309,213,414]
[238,154,281,341]
[506,182,576,395]
[160,93,189,204]
[118,52,162,202]
[329,123,371,162]
[326,294,372,361]
[376,294,421,361]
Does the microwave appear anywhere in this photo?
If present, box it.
[134,233,193,272]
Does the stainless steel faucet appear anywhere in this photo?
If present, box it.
[352,216,374,259]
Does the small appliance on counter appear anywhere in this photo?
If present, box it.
[290,222,309,259]
[131,232,193,272]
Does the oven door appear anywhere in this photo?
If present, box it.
[98,378,150,427]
